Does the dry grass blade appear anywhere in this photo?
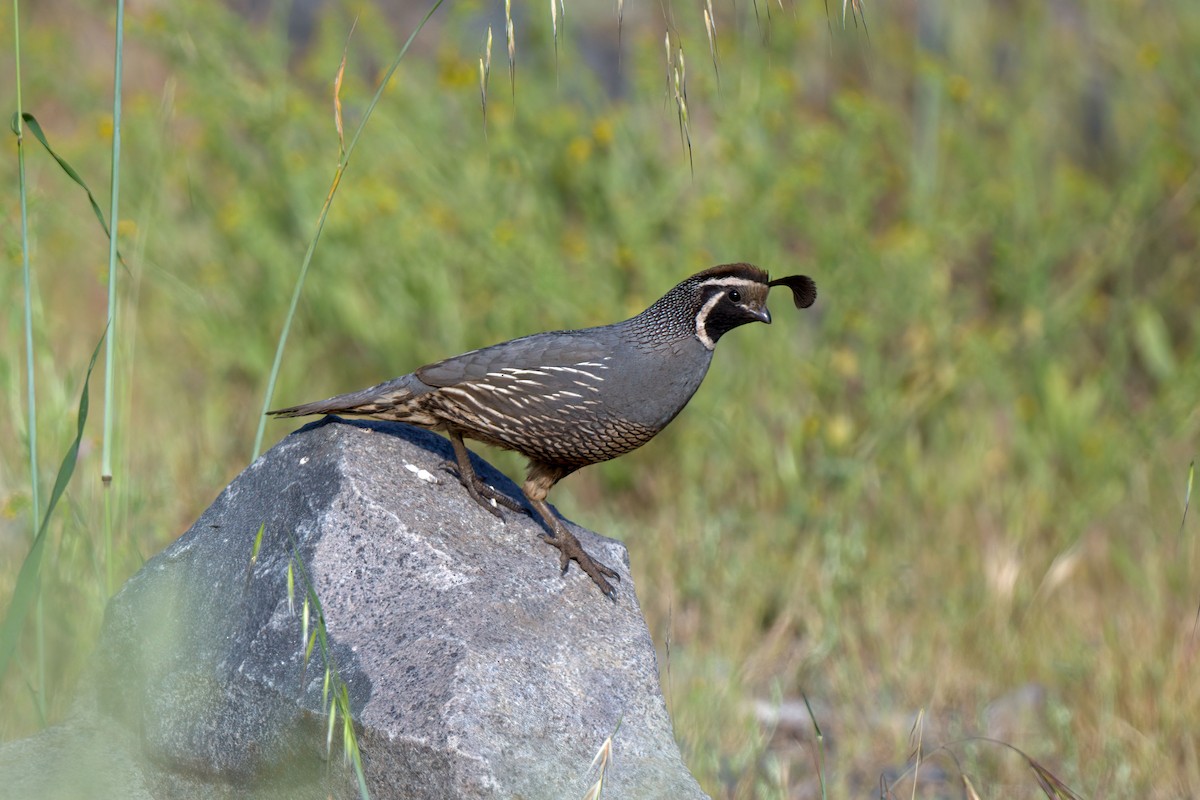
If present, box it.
[671,46,693,175]
[1028,758,1084,799]
[1180,461,1200,640]
[1027,541,1082,613]
[824,0,870,41]
[907,709,925,800]
[479,26,492,135]
[506,0,516,101]
[703,1,719,87]
[616,0,625,67]
[663,30,672,105]
[935,738,1085,800]
[551,0,565,81]
[843,0,870,39]
[1181,459,1194,538]
[334,18,358,157]
[581,718,620,800]
[664,600,673,709]
[961,774,982,800]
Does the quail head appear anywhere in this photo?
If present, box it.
[270,263,817,600]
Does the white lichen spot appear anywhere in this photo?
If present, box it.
[406,463,438,483]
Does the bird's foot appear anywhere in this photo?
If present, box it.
[539,527,620,601]
[441,460,524,518]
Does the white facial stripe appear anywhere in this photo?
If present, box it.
[696,277,762,291]
[694,277,767,350]
[694,291,725,350]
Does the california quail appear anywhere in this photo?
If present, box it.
[270,263,816,599]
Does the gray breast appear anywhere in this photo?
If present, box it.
[599,335,713,431]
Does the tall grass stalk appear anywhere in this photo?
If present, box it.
[101,0,127,594]
[12,0,46,723]
[251,0,445,460]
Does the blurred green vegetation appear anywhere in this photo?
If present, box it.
[2,0,1199,796]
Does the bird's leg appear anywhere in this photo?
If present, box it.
[524,465,620,600]
[445,430,523,517]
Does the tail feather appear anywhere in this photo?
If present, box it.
[268,377,416,419]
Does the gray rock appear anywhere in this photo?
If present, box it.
[0,419,707,800]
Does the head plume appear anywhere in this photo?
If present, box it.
[691,264,817,310]
[767,274,817,309]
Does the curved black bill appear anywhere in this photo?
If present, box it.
[767,275,817,309]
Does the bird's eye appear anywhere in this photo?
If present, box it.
[728,289,741,302]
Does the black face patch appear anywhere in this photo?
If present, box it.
[697,284,769,346]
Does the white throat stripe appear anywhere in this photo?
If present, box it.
[694,292,725,350]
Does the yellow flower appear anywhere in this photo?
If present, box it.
[592,117,614,147]
[827,414,855,447]
[567,136,592,164]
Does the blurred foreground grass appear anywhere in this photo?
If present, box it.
[2,1,1199,796]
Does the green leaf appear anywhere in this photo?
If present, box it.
[250,522,265,567]
[14,112,128,271]
[302,595,311,663]
[286,560,295,615]
[0,333,105,683]
[1133,303,1175,382]
[326,688,338,753]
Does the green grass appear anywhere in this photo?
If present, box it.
[3,1,1200,797]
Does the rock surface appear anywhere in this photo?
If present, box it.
[0,419,707,800]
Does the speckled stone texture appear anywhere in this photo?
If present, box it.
[0,419,707,800]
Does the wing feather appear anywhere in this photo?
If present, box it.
[415,330,611,388]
